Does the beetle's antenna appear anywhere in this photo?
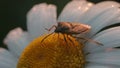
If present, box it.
[45,25,57,31]
[41,25,57,43]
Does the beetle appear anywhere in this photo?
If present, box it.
[42,22,103,45]
[52,22,91,34]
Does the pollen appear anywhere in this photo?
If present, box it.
[17,33,85,68]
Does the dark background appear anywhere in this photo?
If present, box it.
[0,0,120,48]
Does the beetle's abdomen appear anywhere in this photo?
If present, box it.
[17,33,85,68]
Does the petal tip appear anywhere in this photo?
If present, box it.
[3,27,23,45]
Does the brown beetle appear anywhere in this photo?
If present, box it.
[54,22,91,34]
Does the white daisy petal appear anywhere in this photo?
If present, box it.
[0,48,17,68]
[79,1,120,23]
[84,26,120,53]
[86,66,112,68]
[27,3,57,39]
[114,17,120,23]
[86,64,119,68]
[87,49,120,66]
[79,1,120,37]
[4,27,30,57]
[58,0,93,22]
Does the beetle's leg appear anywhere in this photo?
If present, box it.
[66,35,74,46]
[45,25,57,31]
[74,36,104,46]
[63,34,68,46]
[41,32,54,43]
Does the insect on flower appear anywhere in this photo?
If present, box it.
[42,22,103,46]
[49,22,91,34]
[17,22,103,68]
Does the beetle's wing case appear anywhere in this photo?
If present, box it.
[69,23,91,34]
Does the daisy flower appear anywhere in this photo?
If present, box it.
[2,0,120,68]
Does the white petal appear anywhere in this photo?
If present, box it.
[0,48,18,68]
[87,49,120,66]
[114,16,120,23]
[4,27,30,57]
[84,26,120,53]
[79,1,120,37]
[58,0,93,22]
[27,3,57,39]
[86,66,110,68]
[86,64,119,68]
[79,1,120,23]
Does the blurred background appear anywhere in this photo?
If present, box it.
[0,0,120,48]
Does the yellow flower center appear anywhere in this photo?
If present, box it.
[17,33,85,68]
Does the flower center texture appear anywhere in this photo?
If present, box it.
[17,33,85,68]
